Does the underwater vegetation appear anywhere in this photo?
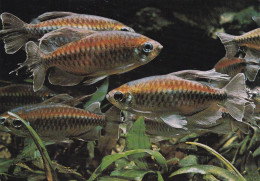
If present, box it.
[0,0,259,181]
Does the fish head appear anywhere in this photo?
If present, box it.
[131,36,163,67]
[106,84,134,111]
[0,113,28,137]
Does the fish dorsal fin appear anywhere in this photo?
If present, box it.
[48,68,85,86]
[86,102,102,114]
[160,114,188,130]
[31,11,78,23]
[42,94,73,104]
[39,27,96,52]
[169,69,230,82]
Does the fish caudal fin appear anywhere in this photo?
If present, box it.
[244,49,260,81]
[10,41,46,92]
[0,12,28,54]
[245,64,260,82]
[223,73,248,122]
[216,32,238,58]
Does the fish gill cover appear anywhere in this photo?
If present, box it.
[0,0,259,181]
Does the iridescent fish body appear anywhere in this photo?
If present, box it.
[0,12,135,54]
[214,54,260,81]
[107,73,248,128]
[12,30,162,91]
[0,84,55,113]
[0,103,120,141]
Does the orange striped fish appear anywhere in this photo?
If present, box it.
[107,73,248,129]
[11,29,162,92]
[214,53,260,81]
[0,84,55,113]
[0,12,134,54]
[0,103,120,142]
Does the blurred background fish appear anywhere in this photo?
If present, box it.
[0,11,134,54]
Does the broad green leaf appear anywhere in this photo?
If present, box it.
[88,149,167,181]
[157,171,164,181]
[126,117,151,169]
[111,169,154,181]
[0,158,14,173]
[169,165,242,181]
[186,142,245,181]
[8,112,58,181]
[84,78,109,109]
[179,155,198,167]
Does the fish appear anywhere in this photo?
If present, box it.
[11,28,163,91]
[0,84,56,113]
[0,102,121,142]
[106,73,249,129]
[0,12,135,54]
[252,87,260,114]
[216,28,260,58]
[214,50,260,82]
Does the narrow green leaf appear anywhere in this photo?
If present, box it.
[186,142,245,181]
[88,149,167,181]
[84,78,109,109]
[169,165,242,181]
[8,112,58,181]
[157,171,164,181]
[253,146,260,157]
[98,176,133,181]
[111,169,154,181]
[245,153,260,181]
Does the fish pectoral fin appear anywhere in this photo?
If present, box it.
[187,104,222,128]
[86,102,102,114]
[160,114,188,130]
[31,11,78,23]
[83,75,107,85]
[73,126,102,141]
[48,68,85,86]
[39,27,96,52]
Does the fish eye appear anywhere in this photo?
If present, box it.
[12,119,23,128]
[0,117,6,125]
[142,42,153,53]
[114,91,124,101]
[120,27,130,31]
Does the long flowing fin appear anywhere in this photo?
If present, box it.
[10,41,46,92]
[222,73,248,122]
[32,11,77,23]
[0,12,28,54]
[48,68,85,86]
[216,32,238,58]
[39,27,96,52]
[98,106,121,155]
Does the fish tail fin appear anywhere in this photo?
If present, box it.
[222,73,248,122]
[244,49,260,81]
[98,106,121,155]
[216,32,238,58]
[0,12,28,54]
[10,41,47,92]
[245,64,260,82]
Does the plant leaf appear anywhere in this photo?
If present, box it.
[111,169,154,181]
[245,152,260,181]
[98,176,133,181]
[157,171,164,181]
[88,149,167,181]
[84,78,109,109]
[169,165,242,181]
[179,155,198,167]
[186,142,245,181]
[8,112,58,181]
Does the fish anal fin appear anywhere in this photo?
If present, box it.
[86,102,102,114]
[74,126,102,141]
[39,27,96,52]
[48,68,85,86]
[41,94,73,104]
[83,75,107,85]
[160,114,188,130]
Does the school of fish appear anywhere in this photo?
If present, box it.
[0,11,259,151]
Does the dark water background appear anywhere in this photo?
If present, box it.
[0,0,259,92]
